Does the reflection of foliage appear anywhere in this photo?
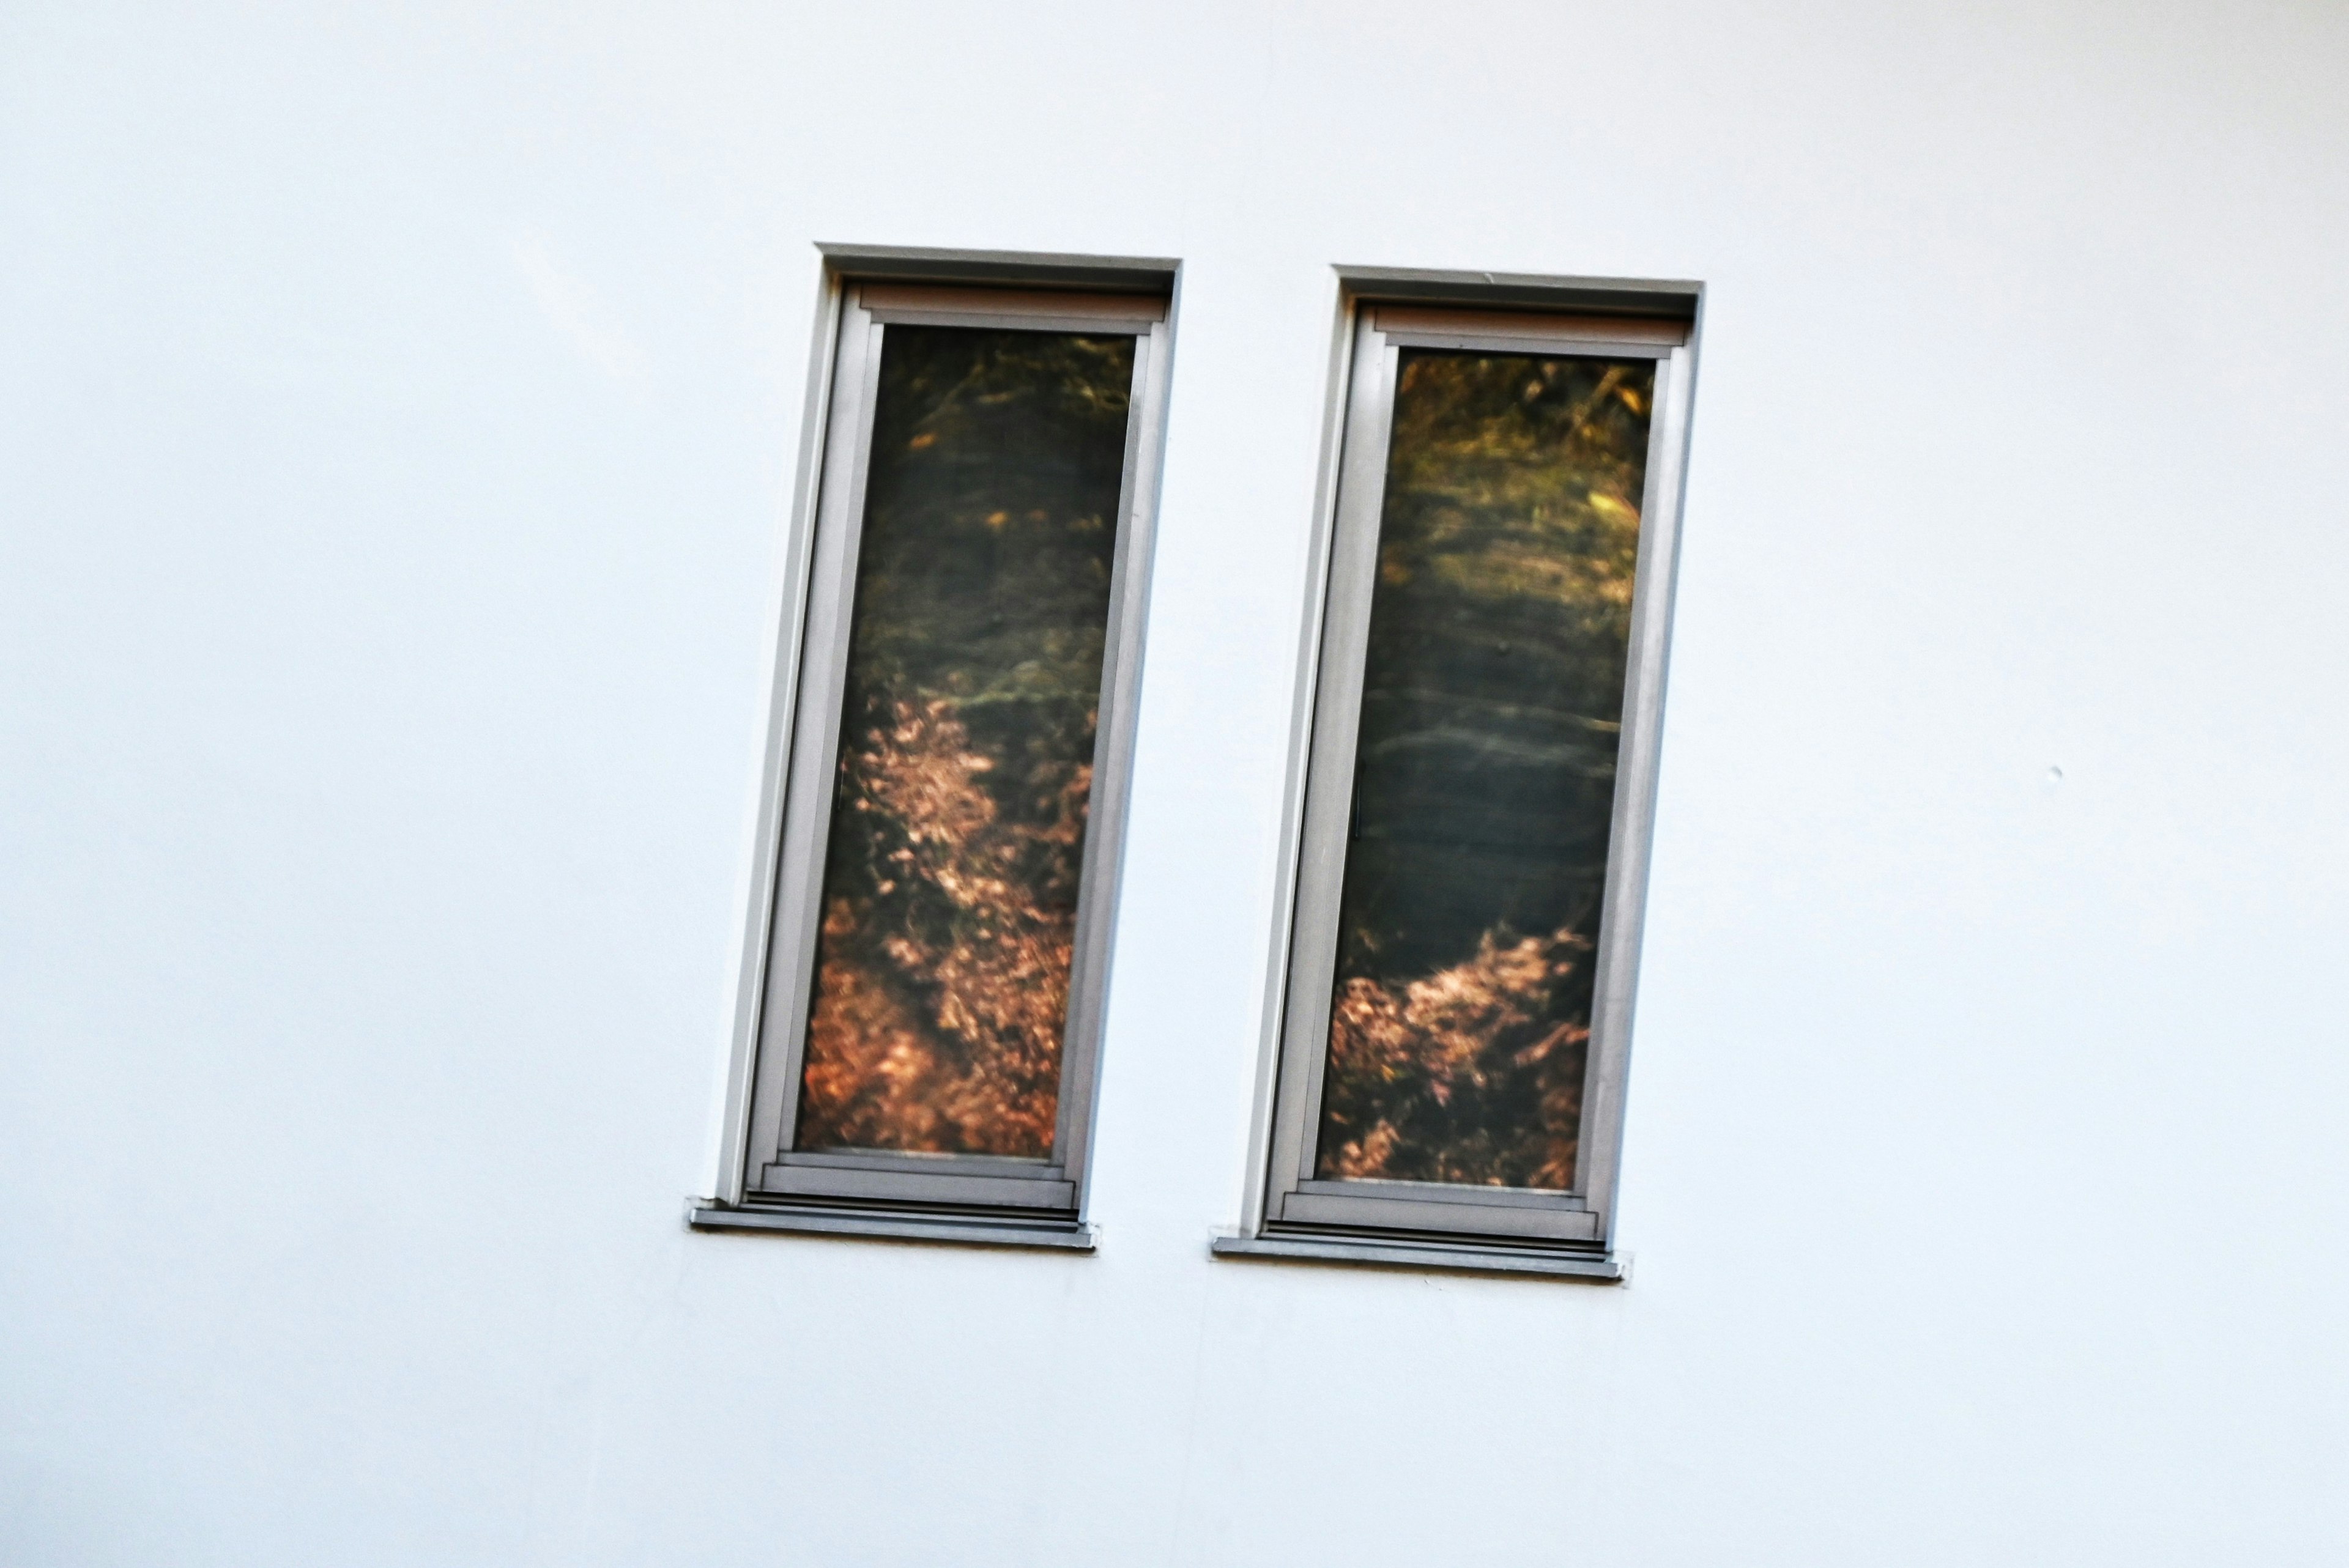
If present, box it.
[799,702,1088,1157]
[1318,349,1652,1190]
[1321,925,1589,1188]
[845,327,1132,717]
[1380,355,1647,629]
[795,325,1132,1158]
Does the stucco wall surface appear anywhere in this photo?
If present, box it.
[4,3,2347,1564]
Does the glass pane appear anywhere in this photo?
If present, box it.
[795,325,1135,1159]
[1315,348,1655,1190]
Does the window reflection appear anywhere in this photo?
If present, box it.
[1315,349,1655,1189]
[795,326,1135,1159]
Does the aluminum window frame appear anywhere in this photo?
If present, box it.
[699,248,1178,1248]
[1223,272,1701,1278]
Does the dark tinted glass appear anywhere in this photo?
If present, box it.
[1315,349,1655,1189]
[795,325,1135,1158]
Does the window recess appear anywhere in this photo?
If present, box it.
[699,251,1176,1249]
[1219,276,1699,1279]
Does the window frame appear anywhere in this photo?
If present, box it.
[699,248,1178,1248]
[1225,272,1701,1278]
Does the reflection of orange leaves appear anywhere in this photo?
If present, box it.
[796,701,1084,1158]
[1320,925,1589,1189]
[801,955,949,1149]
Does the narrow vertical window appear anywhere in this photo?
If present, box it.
[705,260,1174,1246]
[1228,285,1697,1276]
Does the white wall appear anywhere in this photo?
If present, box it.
[6,2,2348,1562]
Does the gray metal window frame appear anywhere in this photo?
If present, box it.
[696,246,1178,1251]
[1217,268,1702,1281]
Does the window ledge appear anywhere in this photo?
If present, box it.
[689,1201,1095,1253]
[1210,1232,1625,1282]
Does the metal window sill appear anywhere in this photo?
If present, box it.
[689,1201,1095,1253]
[1211,1232,1625,1282]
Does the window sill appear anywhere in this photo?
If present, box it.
[1210,1231,1625,1282]
[689,1200,1095,1253]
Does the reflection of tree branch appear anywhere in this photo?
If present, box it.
[899,333,1130,445]
[1562,363,1629,447]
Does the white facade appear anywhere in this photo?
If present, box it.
[6,4,2347,1562]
